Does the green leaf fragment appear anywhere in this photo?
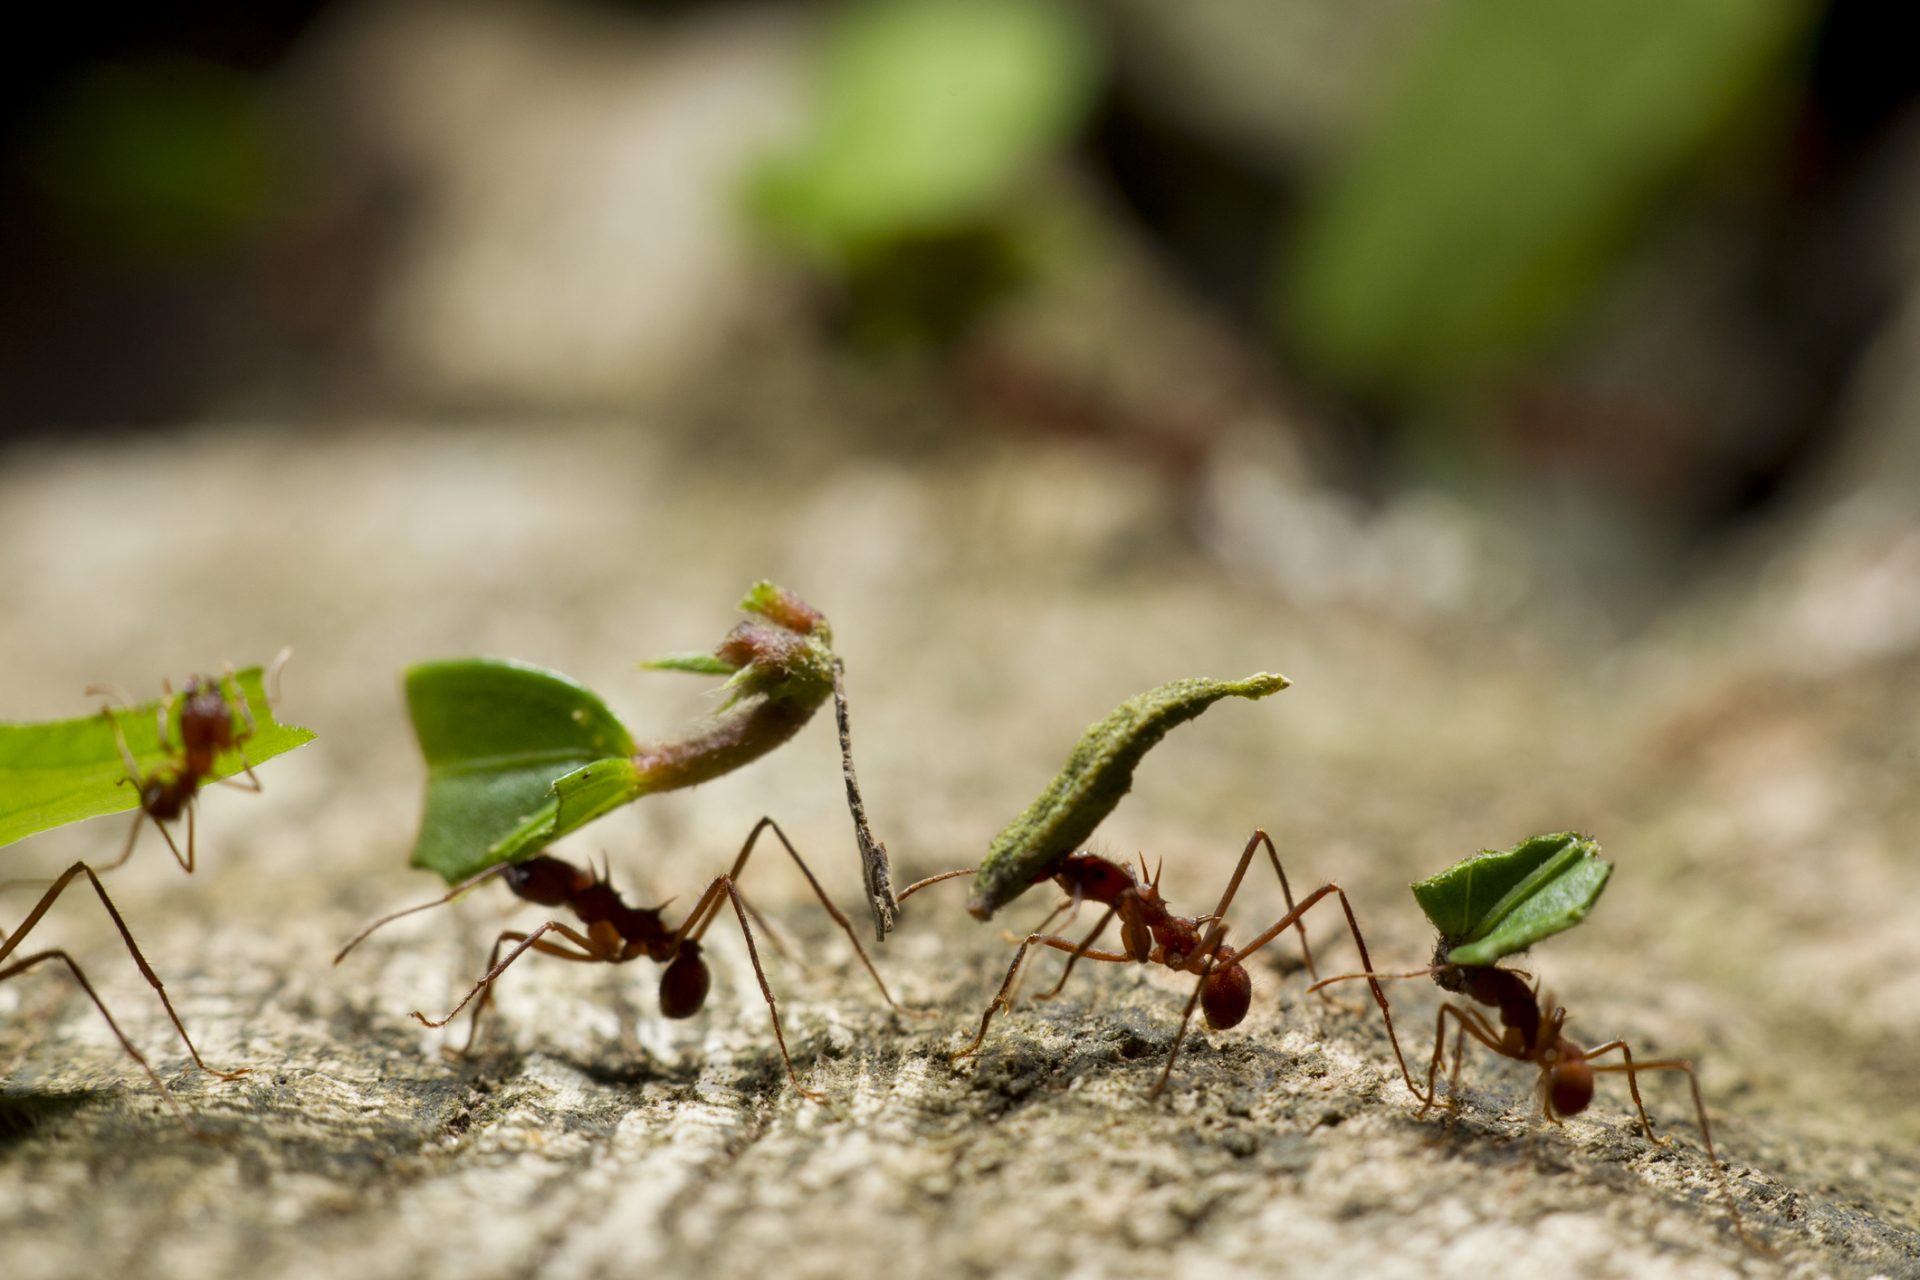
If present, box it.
[0,666,314,850]
[967,673,1290,919]
[1411,831,1612,967]
[406,583,844,887]
[405,659,636,883]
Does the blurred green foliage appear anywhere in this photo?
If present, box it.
[747,0,1100,346]
[24,57,280,259]
[1282,0,1814,398]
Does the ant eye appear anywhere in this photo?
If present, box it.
[1201,963,1252,1030]
[659,946,710,1019]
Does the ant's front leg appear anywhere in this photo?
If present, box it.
[414,921,599,1039]
[953,932,1131,1062]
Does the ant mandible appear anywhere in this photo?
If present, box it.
[90,650,290,875]
[901,830,1422,1098]
[335,818,920,1101]
[1311,950,1756,1245]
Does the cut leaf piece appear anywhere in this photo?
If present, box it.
[1411,831,1612,966]
[968,673,1290,919]
[0,666,314,849]
[405,659,636,883]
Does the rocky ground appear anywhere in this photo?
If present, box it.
[1,418,1917,1279]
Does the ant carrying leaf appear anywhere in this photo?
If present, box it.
[336,819,917,1100]
[401,582,897,938]
[905,831,1421,1098]
[1,657,312,1114]
[344,583,912,1097]
[1313,833,1762,1248]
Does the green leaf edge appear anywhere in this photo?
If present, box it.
[1411,831,1613,966]
[0,666,315,849]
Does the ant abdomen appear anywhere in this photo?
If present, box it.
[1549,1052,1595,1117]
[659,942,710,1019]
[1201,955,1252,1030]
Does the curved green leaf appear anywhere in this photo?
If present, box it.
[1,666,314,849]
[405,659,635,883]
[968,673,1290,919]
[1411,831,1612,966]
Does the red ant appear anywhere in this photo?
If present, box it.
[899,830,1422,1098]
[90,652,289,874]
[1310,950,1758,1246]
[334,818,920,1101]
[2,862,250,1117]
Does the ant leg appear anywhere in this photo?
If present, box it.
[685,817,921,1017]
[1421,1003,1504,1119]
[953,933,1133,1062]
[1241,830,1325,986]
[0,950,185,1118]
[715,877,827,1103]
[1585,1042,1762,1251]
[1213,868,1425,1103]
[93,807,149,875]
[2,862,247,1080]
[1032,903,1119,1002]
[413,920,599,1031]
[1583,1041,1691,1148]
[450,928,601,1055]
[333,864,514,964]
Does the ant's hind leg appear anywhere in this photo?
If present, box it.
[715,877,827,1103]
[0,950,185,1117]
[692,817,922,1017]
[2,861,246,1080]
[1585,1043,1763,1252]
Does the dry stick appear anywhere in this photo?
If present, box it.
[831,661,896,942]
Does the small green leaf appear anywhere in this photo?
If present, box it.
[1411,832,1612,966]
[405,659,636,883]
[0,667,314,849]
[552,758,644,839]
[641,652,740,677]
[968,673,1290,919]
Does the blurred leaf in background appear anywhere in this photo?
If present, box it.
[746,0,1101,347]
[1280,0,1815,400]
[21,56,282,260]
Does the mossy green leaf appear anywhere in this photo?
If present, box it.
[968,673,1289,919]
[405,659,636,884]
[0,666,314,849]
[1411,831,1612,966]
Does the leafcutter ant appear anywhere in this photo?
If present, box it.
[899,829,1421,1098]
[90,650,291,875]
[1310,951,1758,1246]
[334,818,919,1100]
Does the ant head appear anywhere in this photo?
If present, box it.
[1201,950,1252,1030]
[1546,1045,1594,1117]
[659,940,711,1019]
[141,776,186,819]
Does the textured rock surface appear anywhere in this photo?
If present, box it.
[2,422,1917,1279]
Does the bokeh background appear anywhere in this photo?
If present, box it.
[3,2,1918,1277]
